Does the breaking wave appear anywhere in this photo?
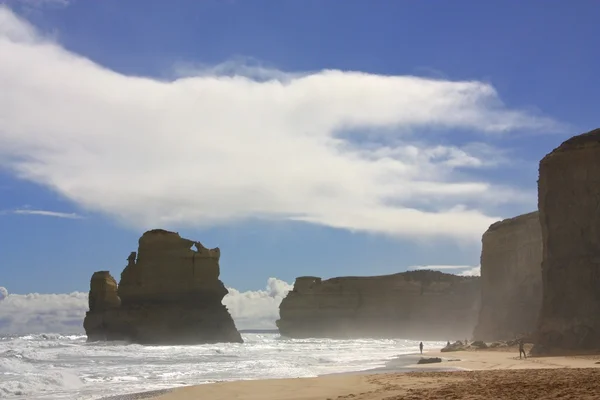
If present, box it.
[0,333,443,399]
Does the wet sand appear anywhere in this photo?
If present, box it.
[114,349,600,400]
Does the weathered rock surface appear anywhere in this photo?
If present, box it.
[83,271,121,341]
[535,128,600,351]
[473,212,543,342]
[441,341,467,352]
[276,270,480,340]
[83,229,242,344]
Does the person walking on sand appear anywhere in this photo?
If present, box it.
[519,340,527,359]
[419,342,424,354]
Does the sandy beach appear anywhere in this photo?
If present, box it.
[137,347,600,400]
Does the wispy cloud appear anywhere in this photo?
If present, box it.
[3,0,71,8]
[410,264,476,271]
[11,209,83,219]
[172,56,307,82]
[457,266,481,276]
[409,264,481,277]
[0,7,560,241]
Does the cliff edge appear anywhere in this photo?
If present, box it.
[473,212,542,341]
[83,229,242,344]
[535,128,600,351]
[276,270,480,340]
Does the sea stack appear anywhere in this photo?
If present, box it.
[83,229,242,344]
[276,270,480,340]
[535,128,600,351]
[473,212,543,341]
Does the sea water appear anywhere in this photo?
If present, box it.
[0,333,444,399]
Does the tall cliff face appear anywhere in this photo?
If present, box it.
[535,128,600,351]
[473,212,542,341]
[276,270,480,340]
[83,229,242,345]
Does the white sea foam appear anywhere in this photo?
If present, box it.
[0,333,444,399]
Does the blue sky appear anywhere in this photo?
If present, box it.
[0,0,599,300]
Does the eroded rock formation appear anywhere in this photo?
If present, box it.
[83,271,121,341]
[83,229,242,344]
[473,212,543,341]
[276,270,480,340]
[535,128,600,351]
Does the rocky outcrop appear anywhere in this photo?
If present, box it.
[535,128,600,351]
[441,340,468,352]
[83,229,242,344]
[276,270,480,340]
[473,212,543,341]
[83,271,121,341]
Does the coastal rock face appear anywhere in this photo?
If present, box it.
[535,128,600,351]
[473,212,543,341]
[83,229,242,344]
[83,271,121,341]
[118,230,225,305]
[276,270,480,340]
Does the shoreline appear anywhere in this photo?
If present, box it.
[99,389,173,400]
[102,348,600,400]
[98,351,436,400]
[323,351,465,376]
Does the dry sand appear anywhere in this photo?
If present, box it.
[140,348,600,400]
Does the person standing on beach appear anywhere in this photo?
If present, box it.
[519,340,527,359]
[419,342,424,354]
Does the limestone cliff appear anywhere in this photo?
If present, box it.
[535,128,600,351]
[473,212,542,341]
[276,270,480,340]
[83,229,242,344]
[83,271,121,341]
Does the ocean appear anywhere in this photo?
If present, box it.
[0,332,444,399]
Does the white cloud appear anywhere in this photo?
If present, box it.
[223,278,293,329]
[0,279,292,334]
[0,291,89,334]
[10,209,83,219]
[0,7,556,241]
[173,56,306,82]
[458,266,481,276]
[410,264,475,271]
[409,264,481,277]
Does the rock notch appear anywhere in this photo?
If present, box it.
[276,270,480,340]
[473,212,543,341]
[83,229,242,344]
[535,128,600,351]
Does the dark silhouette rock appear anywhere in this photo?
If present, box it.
[534,128,600,352]
[441,341,467,352]
[276,270,480,340]
[83,229,242,344]
[470,340,488,349]
[417,357,442,364]
[473,212,542,342]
